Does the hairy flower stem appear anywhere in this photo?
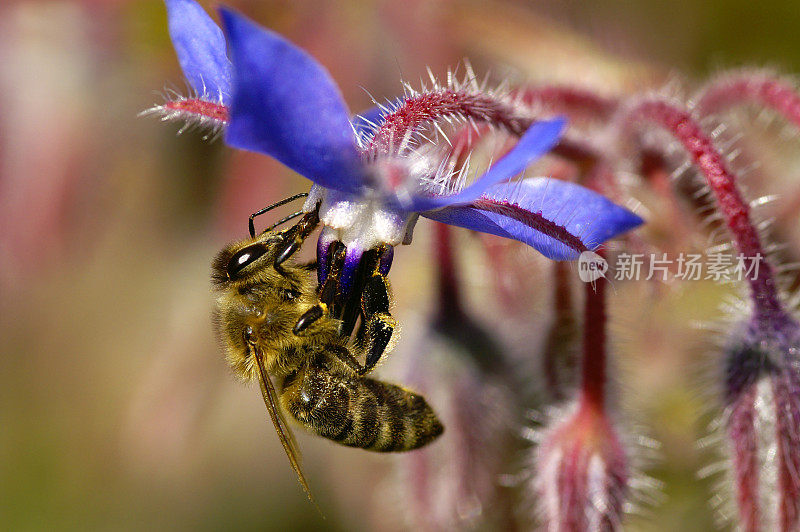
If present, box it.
[624,99,784,321]
[697,71,800,293]
[543,261,578,400]
[165,98,229,122]
[514,86,618,121]
[728,384,761,530]
[434,221,462,318]
[513,85,625,195]
[376,86,598,258]
[625,99,800,531]
[579,258,608,414]
[535,256,629,531]
[366,89,528,156]
[367,85,614,187]
[432,222,508,376]
[772,369,800,530]
[695,71,800,129]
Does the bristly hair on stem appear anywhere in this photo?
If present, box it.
[621,97,784,320]
[694,69,800,130]
[140,89,229,138]
[618,92,800,531]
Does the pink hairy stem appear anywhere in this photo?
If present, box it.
[578,255,607,413]
[542,261,577,400]
[623,99,784,320]
[367,85,626,199]
[434,222,462,316]
[695,71,800,130]
[697,71,800,294]
[513,85,619,121]
[165,98,229,123]
[773,370,800,531]
[728,385,762,532]
[535,258,628,530]
[365,89,529,157]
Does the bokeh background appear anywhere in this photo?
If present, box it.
[3,0,800,530]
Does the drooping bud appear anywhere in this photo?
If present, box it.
[535,401,630,531]
[720,312,800,531]
[389,327,519,530]
[622,95,800,530]
[531,266,631,531]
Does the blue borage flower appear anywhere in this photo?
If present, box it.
[156,0,643,292]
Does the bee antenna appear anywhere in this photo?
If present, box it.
[249,192,310,237]
[264,210,305,233]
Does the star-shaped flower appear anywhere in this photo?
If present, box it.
[151,0,643,293]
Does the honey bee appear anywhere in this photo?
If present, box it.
[211,203,443,499]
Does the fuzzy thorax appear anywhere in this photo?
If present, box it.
[211,235,344,382]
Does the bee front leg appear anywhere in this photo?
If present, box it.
[273,210,320,268]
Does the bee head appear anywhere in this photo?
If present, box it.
[211,232,285,287]
[211,230,315,380]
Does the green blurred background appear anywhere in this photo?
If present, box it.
[2,0,800,530]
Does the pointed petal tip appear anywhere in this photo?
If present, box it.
[219,6,365,193]
[165,0,232,103]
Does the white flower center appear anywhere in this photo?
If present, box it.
[304,185,418,250]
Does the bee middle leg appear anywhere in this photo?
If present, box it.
[292,242,346,336]
[296,243,397,375]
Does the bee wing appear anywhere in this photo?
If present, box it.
[253,351,316,504]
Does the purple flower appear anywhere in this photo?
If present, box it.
[151,0,644,315]
[158,1,641,254]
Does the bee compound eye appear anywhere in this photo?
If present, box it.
[227,244,268,278]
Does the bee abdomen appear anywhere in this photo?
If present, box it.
[282,363,443,452]
[349,378,443,451]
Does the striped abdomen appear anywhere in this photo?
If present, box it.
[281,355,443,452]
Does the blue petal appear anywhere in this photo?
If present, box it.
[421,178,643,260]
[165,0,231,102]
[220,8,366,194]
[408,118,565,212]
